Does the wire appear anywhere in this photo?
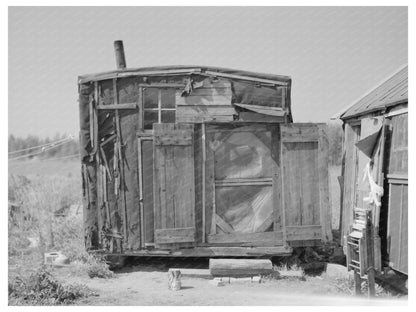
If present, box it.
[8,135,75,155]
[8,138,76,161]
[39,153,80,162]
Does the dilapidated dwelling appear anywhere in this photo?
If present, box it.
[79,42,332,258]
[336,65,408,275]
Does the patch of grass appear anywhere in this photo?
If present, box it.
[85,255,114,279]
[8,266,95,305]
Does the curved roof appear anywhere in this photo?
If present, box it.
[338,65,408,120]
[78,65,291,85]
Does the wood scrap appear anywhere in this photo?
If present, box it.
[209,258,272,277]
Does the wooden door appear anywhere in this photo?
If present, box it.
[280,123,332,243]
[153,123,196,247]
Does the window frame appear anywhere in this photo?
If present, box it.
[140,85,178,131]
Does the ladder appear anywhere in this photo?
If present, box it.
[346,207,369,278]
[346,207,376,296]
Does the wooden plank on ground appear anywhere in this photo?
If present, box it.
[170,269,212,279]
[209,259,273,277]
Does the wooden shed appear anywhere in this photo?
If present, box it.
[78,43,332,258]
[336,65,408,275]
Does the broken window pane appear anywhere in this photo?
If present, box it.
[215,185,273,233]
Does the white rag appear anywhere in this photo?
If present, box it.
[362,162,384,207]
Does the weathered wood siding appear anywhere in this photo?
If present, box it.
[153,124,196,247]
[341,123,360,245]
[387,113,408,274]
[280,124,332,243]
[388,114,408,175]
[387,181,408,274]
[175,78,235,123]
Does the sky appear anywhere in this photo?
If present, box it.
[8,6,408,138]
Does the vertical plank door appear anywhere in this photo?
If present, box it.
[153,123,196,247]
[280,123,332,244]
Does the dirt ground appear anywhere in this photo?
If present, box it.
[41,259,405,306]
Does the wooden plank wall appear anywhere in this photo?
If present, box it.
[341,123,360,245]
[388,182,408,274]
[389,114,408,175]
[280,124,331,243]
[175,78,235,123]
[387,113,408,274]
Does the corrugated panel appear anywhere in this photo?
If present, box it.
[341,65,408,119]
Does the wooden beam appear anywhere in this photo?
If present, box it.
[215,214,234,234]
[139,83,185,88]
[234,103,285,117]
[207,231,283,246]
[97,103,137,110]
[155,227,196,244]
[215,178,273,187]
[238,112,285,123]
[204,70,288,86]
[100,134,116,147]
[202,123,207,243]
[107,245,293,257]
[286,225,322,241]
[256,213,274,232]
[209,259,273,277]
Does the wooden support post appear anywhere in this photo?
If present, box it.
[354,271,362,295]
[168,269,182,291]
[201,123,206,243]
[366,210,376,298]
[112,78,128,250]
[114,40,126,69]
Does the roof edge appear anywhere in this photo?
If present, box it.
[78,65,292,85]
[331,64,408,120]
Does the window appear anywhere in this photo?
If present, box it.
[143,88,176,130]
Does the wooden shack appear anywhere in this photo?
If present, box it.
[336,65,408,275]
[78,42,332,258]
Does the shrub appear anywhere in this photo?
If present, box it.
[8,266,94,305]
[85,255,114,279]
